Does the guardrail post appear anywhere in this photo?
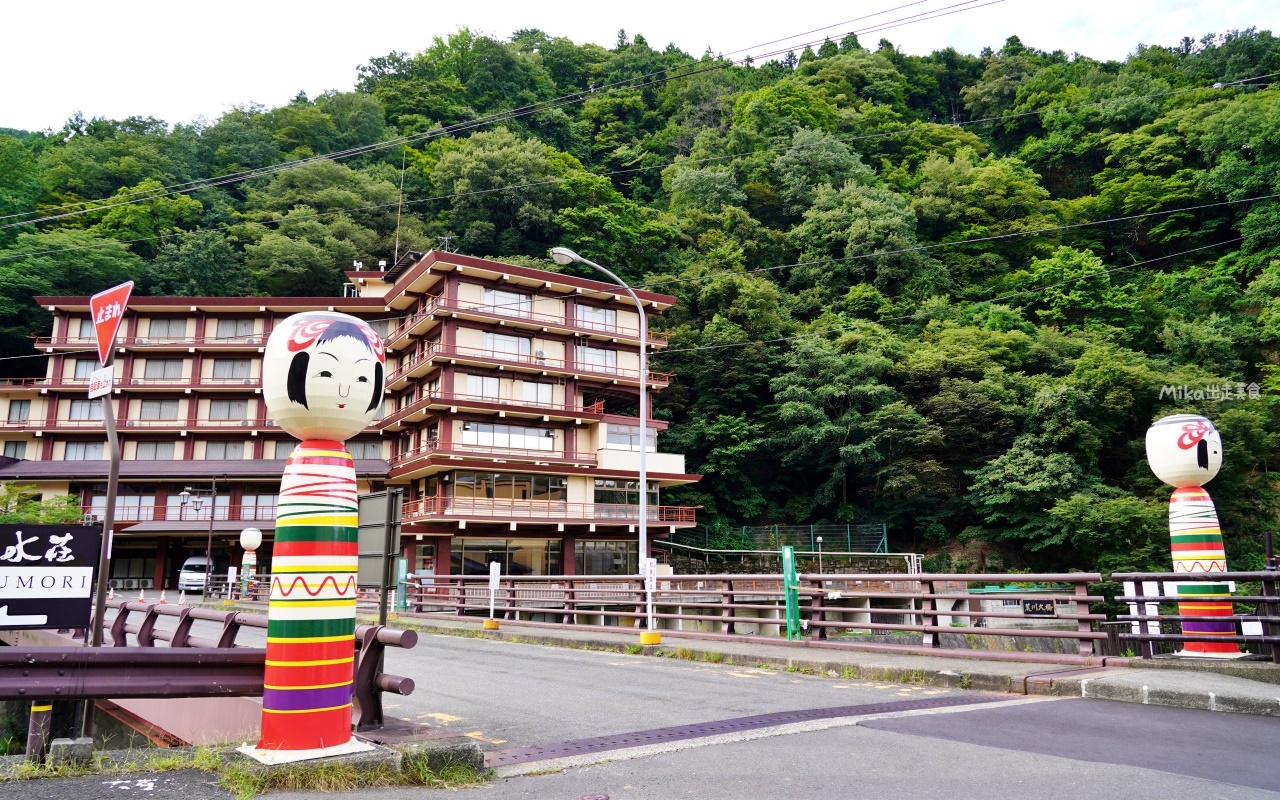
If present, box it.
[353,625,385,731]
[723,579,736,635]
[920,578,937,648]
[25,700,53,763]
[1263,572,1280,665]
[503,579,515,621]
[1075,581,1094,658]
[807,579,826,640]
[454,579,466,617]
[562,579,576,625]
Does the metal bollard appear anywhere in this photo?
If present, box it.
[26,700,53,763]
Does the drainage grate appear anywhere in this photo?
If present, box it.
[485,694,1005,766]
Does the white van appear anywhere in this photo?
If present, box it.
[177,556,213,593]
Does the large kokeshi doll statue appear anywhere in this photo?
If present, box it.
[1145,414,1238,657]
[256,312,385,754]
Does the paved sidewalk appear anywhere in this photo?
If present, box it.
[381,611,1280,718]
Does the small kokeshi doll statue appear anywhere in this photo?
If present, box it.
[254,312,385,754]
[1145,414,1239,657]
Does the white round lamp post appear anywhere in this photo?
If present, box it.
[240,527,263,600]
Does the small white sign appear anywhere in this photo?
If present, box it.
[489,561,501,591]
[642,557,657,591]
[87,365,114,399]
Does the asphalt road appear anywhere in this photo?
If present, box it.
[65,613,1280,800]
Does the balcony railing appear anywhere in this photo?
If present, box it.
[391,440,596,469]
[379,391,605,429]
[42,376,261,390]
[384,294,670,349]
[29,417,277,430]
[34,335,265,349]
[82,503,278,523]
[386,344,671,386]
[401,495,696,524]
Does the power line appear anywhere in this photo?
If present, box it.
[0,0,1003,230]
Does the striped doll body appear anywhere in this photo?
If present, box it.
[259,440,359,750]
[1169,487,1237,655]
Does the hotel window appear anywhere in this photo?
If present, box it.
[216,318,255,340]
[369,319,391,339]
[205,441,245,459]
[593,479,658,508]
[69,399,104,421]
[482,332,530,361]
[73,359,97,379]
[89,486,155,523]
[7,400,29,423]
[135,441,175,459]
[3,441,26,459]
[139,399,179,420]
[143,359,183,380]
[76,318,95,338]
[65,441,105,460]
[576,345,617,370]
[211,359,252,379]
[575,304,617,332]
[460,422,554,451]
[576,540,638,576]
[481,288,532,318]
[240,487,278,521]
[347,440,383,459]
[450,471,567,502]
[604,423,656,452]
[521,381,553,406]
[465,374,500,400]
[148,318,185,339]
[273,440,296,459]
[209,399,248,420]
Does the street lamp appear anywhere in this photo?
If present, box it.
[549,247,651,569]
[179,477,219,596]
[816,536,824,575]
[240,527,262,600]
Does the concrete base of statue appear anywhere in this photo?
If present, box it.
[1173,649,1248,660]
[237,737,375,765]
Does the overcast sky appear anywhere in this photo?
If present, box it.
[2,0,1276,133]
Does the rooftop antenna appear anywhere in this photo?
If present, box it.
[393,146,407,266]
[437,235,455,253]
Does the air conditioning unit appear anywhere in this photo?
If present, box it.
[242,379,255,385]
[241,419,256,426]
[126,420,140,427]
[140,579,153,589]
[123,579,139,590]
[245,337,261,345]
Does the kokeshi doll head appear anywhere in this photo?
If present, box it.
[1145,414,1223,488]
[263,312,386,442]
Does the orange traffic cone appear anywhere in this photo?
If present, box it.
[158,590,167,604]
[108,586,114,601]
[138,588,145,603]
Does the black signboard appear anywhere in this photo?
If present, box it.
[1021,598,1057,618]
[0,523,102,630]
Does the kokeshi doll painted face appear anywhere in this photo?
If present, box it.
[264,312,385,440]
[1145,414,1222,489]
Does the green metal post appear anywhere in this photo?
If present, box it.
[782,546,801,640]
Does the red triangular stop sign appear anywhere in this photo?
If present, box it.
[88,281,134,365]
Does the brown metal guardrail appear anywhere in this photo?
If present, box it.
[1111,570,1280,663]
[1,600,419,761]
[399,572,1106,660]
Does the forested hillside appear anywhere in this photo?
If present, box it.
[3,27,1280,577]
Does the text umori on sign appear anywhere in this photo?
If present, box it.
[0,524,102,630]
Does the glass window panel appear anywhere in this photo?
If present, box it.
[216,319,255,339]
[482,288,532,318]
[575,305,617,331]
[69,399,103,421]
[522,381,552,405]
[576,345,617,369]
[143,359,183,379]
[77,319,94,338]
[209,399,247,420]
[466,374,500,399]
[7,400,29,422]
[212,359,251,379]
[73,359,97,379]
[483,332,531,361]
[65,441,104,460]
[206,441,244,459]
[274,440,296,459]
[135,441,175,459]
[139,399,179,420]
[3,441,26,459]
[453,471,476,498]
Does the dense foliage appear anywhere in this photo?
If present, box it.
[4,27,1280,577]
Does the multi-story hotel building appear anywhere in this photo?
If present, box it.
[0,251,699,590]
